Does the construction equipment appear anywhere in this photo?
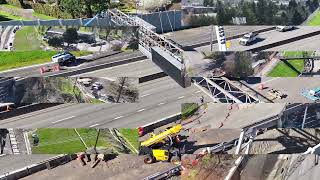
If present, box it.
[267,89,286,100]
[139,125,184,164]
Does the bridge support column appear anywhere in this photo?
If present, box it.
[236,129,245,154]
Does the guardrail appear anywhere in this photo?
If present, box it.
[143,165,182,180]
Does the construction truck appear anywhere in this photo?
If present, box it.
[139,124,184,164]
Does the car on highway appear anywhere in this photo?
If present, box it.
[276,26,295,32]
[51,51,76,64]
[239,32,258,45]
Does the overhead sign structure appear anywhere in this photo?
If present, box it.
[215,26,227,52]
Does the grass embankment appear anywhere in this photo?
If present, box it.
[0,50,92,71]
[267,51,306,77]
[307,10,320,26]
[14,26,43,51]
[30,128,109,154]
[57,77,83,97]
[1,4,55,20]
[181,103,199,120]
[0,10,28,21]
[119,128,140,152]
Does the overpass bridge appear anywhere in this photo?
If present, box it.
[0,9,260,104]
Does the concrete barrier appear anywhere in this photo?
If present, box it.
[140,113,181,134]
[0,154,76,180]
[151,46,191,88]
[139,72,168,83]
[0,103,60,120]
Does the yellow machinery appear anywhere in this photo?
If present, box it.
[139,125,183,164]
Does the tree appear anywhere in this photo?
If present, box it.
[48,37,63,48]
[291,9,304,25]
[216,0,227,25]
[63,28,78,46]
[60,0,84,18]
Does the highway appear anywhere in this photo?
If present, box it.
[0,77,210,128]
[165,26,273,48]
[77,58,162,77]
[194,26,320,52]
[0,155,54,176]
[0,51,145,77]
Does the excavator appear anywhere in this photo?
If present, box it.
[139,124,184,164]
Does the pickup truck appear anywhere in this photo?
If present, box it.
[51,52,76,64]
[239,32,258,46]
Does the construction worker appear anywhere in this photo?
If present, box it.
[200,96,204,104]
[77,152,86,166]
[91,154,105,168]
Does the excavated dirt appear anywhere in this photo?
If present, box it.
[22,154,176,180]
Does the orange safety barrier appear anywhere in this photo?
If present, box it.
[138,127,144,137]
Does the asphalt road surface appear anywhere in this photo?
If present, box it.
[0,77,211,128]
[195,26,320,52]
[248,77,320,103]
[165,26,273,47]
[186,103,286,129]
[0,155,54,176]
[0,51,145,77]
[76,59,162,77]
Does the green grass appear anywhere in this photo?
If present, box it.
[89,98,104,103]
[32,12,56,20]
[30,129,87,154]
[181,103,199,120]
[57,78,82,96]
[0,50,92,72]
[119,128,140,152]
[14,26,42,51]
[0,51,56,71]
[1,4,21,9]
[0,10,28,21]
[267,51,307,77]
[30,128,110,154]
[76,129,109,148]
[307,10,320,26]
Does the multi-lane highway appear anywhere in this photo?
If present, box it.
[194,26,320,52]
[0,77,210,128]
[0,51,145,77]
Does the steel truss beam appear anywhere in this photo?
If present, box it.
[192,77,260,103]
[107,9,184,65]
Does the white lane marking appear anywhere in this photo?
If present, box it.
[158,102,165,106]
[141,93,151,98]
[114,115,124,120]
[195,90,202,94]
[253,78,280,87]
[51,116,75,124]
[101,77,116,81]
[89,124,100,128]
[177,96,185,99]
[137,109,145,112]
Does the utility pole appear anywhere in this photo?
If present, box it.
[210,25,214,52]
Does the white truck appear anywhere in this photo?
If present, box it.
[51,51,76,64]
[239,32,258,46]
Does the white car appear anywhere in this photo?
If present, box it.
[239,32,258,45]
[51,52,76,64]
[276,26,294,32]
[91,82,103,90]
